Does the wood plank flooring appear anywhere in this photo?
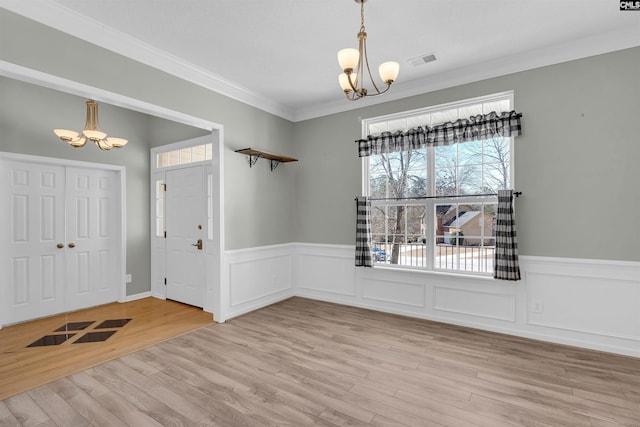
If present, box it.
[0,297,214,401]
[2,297,640,426]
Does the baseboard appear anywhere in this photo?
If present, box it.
[224,289,295,321]
[125,291,152,302]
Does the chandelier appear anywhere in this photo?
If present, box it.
[337,0,399,100]
[53,100,128,150]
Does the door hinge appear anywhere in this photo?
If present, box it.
[164,231,167,238]
[164,277,167,285]
[163,183,167,191]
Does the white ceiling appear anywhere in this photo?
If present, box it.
[2,0,640,121]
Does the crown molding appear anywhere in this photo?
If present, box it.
[3,1,640,123]
[292,24,640,122]
[0,0,296,121]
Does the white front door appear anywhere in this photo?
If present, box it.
[0,159,121,325]
[165,166,205,307]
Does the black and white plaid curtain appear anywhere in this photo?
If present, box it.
[494,189,521,281]
[357,110,522,157]
[355,197,373,267]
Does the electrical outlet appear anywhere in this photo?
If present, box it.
[126,274,132,283]
[532,301,544,314]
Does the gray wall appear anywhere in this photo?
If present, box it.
[2,6,639,278]
[0,8,297,255]
[0,77,207,295]
[293,46,640,262]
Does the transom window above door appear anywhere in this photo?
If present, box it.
[156,143,212,168]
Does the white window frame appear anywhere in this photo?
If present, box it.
[361,91,515,276]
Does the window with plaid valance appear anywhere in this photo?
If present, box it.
[357,101,523,280]
[356,110,522,158]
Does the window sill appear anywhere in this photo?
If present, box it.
[368,264,495,281]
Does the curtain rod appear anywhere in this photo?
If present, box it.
[355,192,521,202]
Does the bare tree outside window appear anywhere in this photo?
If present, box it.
[369,149,426,264]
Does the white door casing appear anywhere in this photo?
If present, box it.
[150,134,222,321]
[165,166,205,307]
[0,155,124,326]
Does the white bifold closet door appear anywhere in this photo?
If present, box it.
[1,160,119,325]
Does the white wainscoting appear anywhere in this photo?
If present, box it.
[222,244,294,321]
[219,242,640,357]
[295,243,640,358]
[433,287,516,322]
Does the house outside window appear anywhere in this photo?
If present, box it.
[363,92,514,275]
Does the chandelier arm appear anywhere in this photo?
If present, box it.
[347,72,358,93]
[362,83,391,97]
[361,36,384,95]
[344,74,360,100]
[356,33,366,96]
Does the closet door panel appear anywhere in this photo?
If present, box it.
[65,167,119,310]
[0,160,66,325]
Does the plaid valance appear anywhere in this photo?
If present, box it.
[357,110,522,157]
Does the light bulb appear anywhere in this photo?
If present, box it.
[379,61,400,83]
[338,48,359,72]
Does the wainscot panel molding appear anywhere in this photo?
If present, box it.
[363,278,426,308]
[296,243,356,297]
[433,287,516,322]
[217,243,640,357]
[223,244,294,321]
[293,244,640,358]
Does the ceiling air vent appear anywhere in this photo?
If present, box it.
[408,53,437,67]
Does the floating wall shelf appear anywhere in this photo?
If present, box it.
[235,148,298,171]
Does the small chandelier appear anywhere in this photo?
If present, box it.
[53,99,128,150]
[337,0,399,100]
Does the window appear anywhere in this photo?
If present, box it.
[207,173,214,241]
[364,93,513,275]
[154,179,165,237]
[156,143,212,168]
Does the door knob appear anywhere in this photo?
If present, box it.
[56,243,64,249]
[191,239,203,250]
[68,243,76,248]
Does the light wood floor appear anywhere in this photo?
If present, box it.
[2,297,640,426]
[0,297,214,401]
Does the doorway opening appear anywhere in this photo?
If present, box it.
[0,61,225,325]
[151,135,222,316]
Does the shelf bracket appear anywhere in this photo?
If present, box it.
[247,154,262,168]
[235,148,298,171]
